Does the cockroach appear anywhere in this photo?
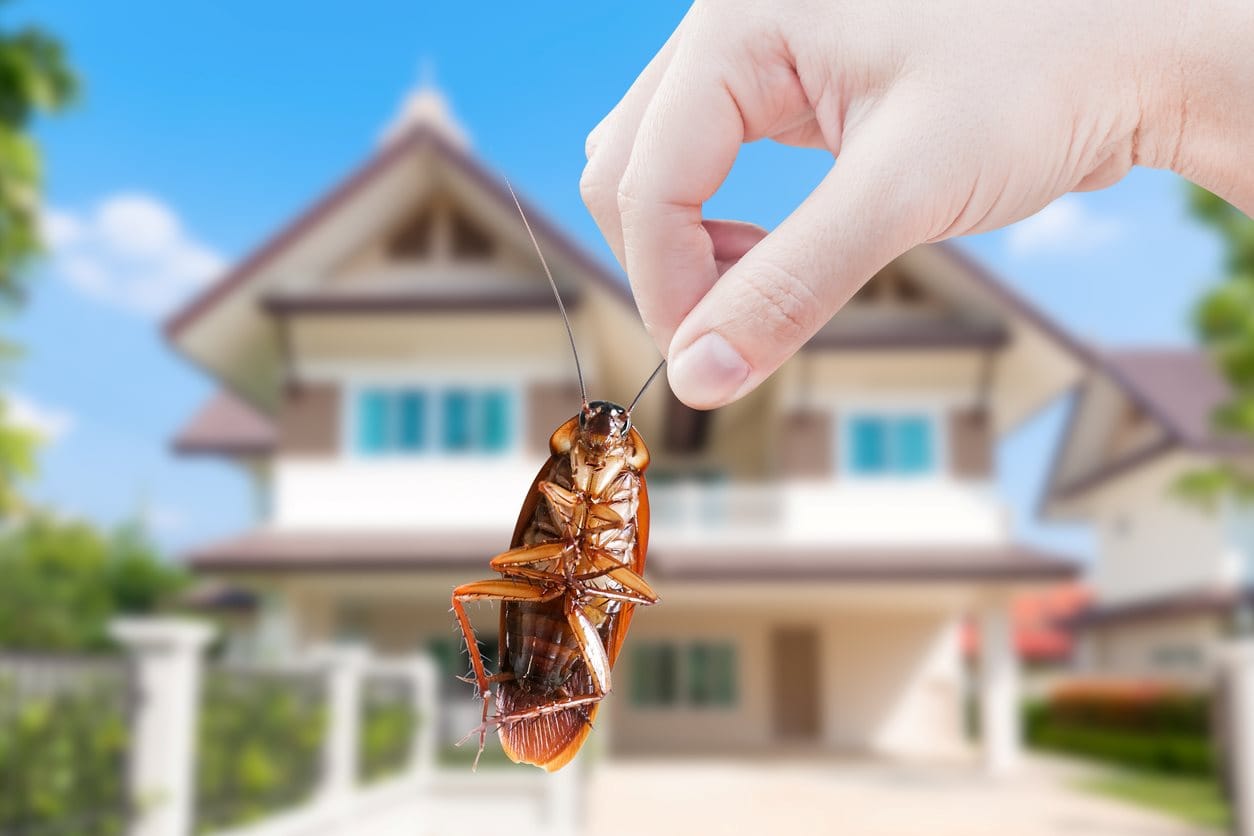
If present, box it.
[450,183,664,772]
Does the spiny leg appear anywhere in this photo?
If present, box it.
[488,541,569,584]
[450,579,562,768]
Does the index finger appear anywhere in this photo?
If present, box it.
[617,45,745,351]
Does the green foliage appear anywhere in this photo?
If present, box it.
[1024,687,1217,777]
[195,672,327,833]
[0,673,130,835]
[359,686,417,783]
[0,515,187,651]
[0,4,77,300]
[1079,771,1230,830]
[1179,186,1254,501]
[0,400,37,516]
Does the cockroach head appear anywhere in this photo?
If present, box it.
[578,400,630,447]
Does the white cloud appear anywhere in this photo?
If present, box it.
[140,502,186,535]
[5,391,75,443]
[41,193,225,317]
[1006,196,1123,258]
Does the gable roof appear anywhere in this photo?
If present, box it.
[1044,347,1249,512]
[166,122,629,343]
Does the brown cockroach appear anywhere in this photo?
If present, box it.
[450,184,664,772]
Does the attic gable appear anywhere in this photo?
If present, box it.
[165,124,633,410]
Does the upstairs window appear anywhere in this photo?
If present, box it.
[355,386,514,455]
[845,412,937,476]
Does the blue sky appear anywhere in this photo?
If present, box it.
[8,1,1225,558]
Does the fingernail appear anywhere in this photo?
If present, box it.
[668,332,750,408]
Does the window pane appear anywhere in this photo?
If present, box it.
[480,390,512,451]
[632,643,677,706]
[357,390,391,454]
[441,389,474,451]
[894,416,934,474]
[849,416,888,473]
[397,391,427,451]
[688,643,737,707]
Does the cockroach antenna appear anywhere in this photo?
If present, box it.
[628,359,667,414]
[503,178,588,406]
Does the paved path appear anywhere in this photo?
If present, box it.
[585,757,1220,836]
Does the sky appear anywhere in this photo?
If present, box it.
[6,1,1226,559]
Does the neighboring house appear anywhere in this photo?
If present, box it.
[1043,348,1254,686]
[962,583,1092,668]
[167,84,1087,770]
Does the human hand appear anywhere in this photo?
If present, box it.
[581,0,1254,409]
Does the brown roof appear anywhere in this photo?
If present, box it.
[261,287,571,316]
[188,528,1078,582]
[172,392,276,456]
[802,320,1009,351]
[1103,349,1246,452]
[1070,585,1253,628]
[1046,348,1248,505]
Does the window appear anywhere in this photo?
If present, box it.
[631,643,678,706]
[354,386,514,455]
[845,412,937,476]
[687,642,737,706]
[631,640,737,709]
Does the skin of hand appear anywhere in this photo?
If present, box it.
[580,0,1254,410]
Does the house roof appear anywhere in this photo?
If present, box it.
[962,582,1092,663]
[1045,347,1249,509]
[1069,584,1254,629]
[165,122,630,343]
[172,392,276,456]
[187,528,1079,583]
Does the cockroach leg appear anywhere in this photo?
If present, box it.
[451,580,564,766]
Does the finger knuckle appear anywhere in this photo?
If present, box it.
[578,162,615,210]
[741,261,821,344]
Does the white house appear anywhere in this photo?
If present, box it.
[167,84,1088,771]
[1044,348,1254,685]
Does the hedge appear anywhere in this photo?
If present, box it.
[194,671,327,834]
[359,680,418,784]
[1024,681,1216,778]
[0,674,130,835]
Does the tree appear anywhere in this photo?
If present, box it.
[1177,187,1254,504]
[0,514,187,651]
[0,4,77,299]
[0,6,76,514]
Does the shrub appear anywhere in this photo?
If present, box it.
[359,679,418,784]
[1025,680,1216,777]
[0,671,130,835]
[194,670,327,833]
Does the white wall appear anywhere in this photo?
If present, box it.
[1089,614,1227,684]
[1089,454,1244,604]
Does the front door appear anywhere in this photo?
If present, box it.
[771,626,821,741]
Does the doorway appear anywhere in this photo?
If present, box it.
[771,626,822,741]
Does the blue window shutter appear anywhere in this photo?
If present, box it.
[397,391,427,451]
[895,415,934,473]
[357,390,391,454]
[849,416,888,473]
[480,389,511,451]
[441,389,474,451]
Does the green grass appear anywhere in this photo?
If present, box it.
[1077,770,1230,830]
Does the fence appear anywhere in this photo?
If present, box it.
[0,654,134,836]
[106,620,439,836]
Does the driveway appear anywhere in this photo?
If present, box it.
[585,756,1220,836]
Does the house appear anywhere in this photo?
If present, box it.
[1043,348,1254,686]
[167,83,1088,771]
[962,583,1092,668]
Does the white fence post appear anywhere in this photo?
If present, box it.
[409,653,438,784]
[1227,639,1254,836]
[313,644,368,809]
[979,599,1021,775]
[110,617,216,836]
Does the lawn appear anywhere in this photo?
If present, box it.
[1077,770,1230,830]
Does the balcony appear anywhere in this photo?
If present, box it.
[272,459,1009,548]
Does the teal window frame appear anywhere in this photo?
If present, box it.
[845,411,938,476]
[353,385,515,456]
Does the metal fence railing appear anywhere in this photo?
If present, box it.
[194,664,328,835]
[0,654,134,836]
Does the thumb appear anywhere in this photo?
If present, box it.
[666,112,941,409]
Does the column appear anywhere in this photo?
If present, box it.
[313,644,368,805]
[1225,640,1254,836]
[979,600,1021,775]
[110,618,216,836]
